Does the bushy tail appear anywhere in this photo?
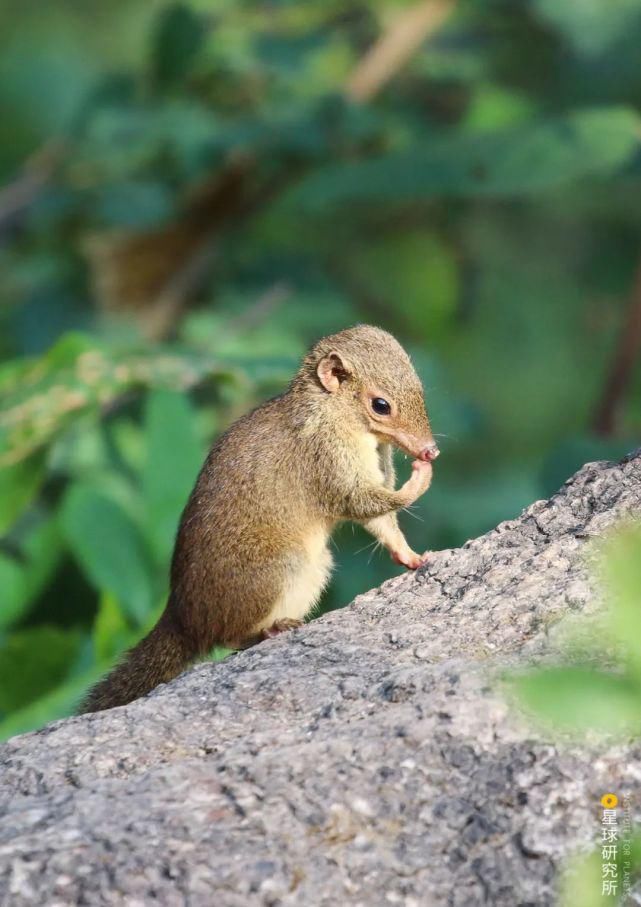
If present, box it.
[80,613,196,713]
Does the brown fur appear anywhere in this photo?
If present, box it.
[80,325,437,713]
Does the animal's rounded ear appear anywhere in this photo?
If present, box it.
[317,351,352,393]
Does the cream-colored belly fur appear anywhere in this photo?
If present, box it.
[357,432,385,482]
[254,526,333,632]
[252,434,379,635]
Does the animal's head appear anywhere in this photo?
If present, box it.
[306,325,439,461]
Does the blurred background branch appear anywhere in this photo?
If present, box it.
[84,160,252,339]
[0,140,64,231]
[345,0,456,103]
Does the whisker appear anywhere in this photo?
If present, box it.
[403,506,425,523]
[367,541,383,564]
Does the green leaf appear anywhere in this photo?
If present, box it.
[0,664,106,742]
[290,108,641,211]
[143,389,204,565]
[93,591,133,663]
[23,516,64,598]
[513,667,641,733]
[0,626,83,713]
[151,3,206,89]
[464,85,536,132]
[60,484,155,625]
[560,832,641,907]
[0,510,62,629]
[0,516,63,630]
[535,0,641,56]
[0,332,238,466]
[0,456,45,534]
[560,848,613,907]
[599,525,641,675]
[0,555,28,631]
[561,848,607,907]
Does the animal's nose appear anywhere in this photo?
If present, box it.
[419,443,440,462]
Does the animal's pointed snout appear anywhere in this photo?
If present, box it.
[419,442,440,462]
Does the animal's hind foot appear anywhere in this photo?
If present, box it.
[261,618,304,640]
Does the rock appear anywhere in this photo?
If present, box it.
[1,451,640,906]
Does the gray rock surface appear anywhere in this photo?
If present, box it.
[1,451,641,906]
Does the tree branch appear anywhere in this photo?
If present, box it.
[345,0,456,103]
[0,141,64,232]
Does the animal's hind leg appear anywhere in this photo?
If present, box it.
[261,617,303,639]
[232,618,303,649]
[218,565,286,650]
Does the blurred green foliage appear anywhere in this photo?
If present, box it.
[515,525,641,736]
[1,0,641,737]
[513,525,641,906]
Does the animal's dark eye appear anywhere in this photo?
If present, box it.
[371,397,391,416]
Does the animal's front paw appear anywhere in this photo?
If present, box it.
[397,459,433,507]
[391,548,428,570]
